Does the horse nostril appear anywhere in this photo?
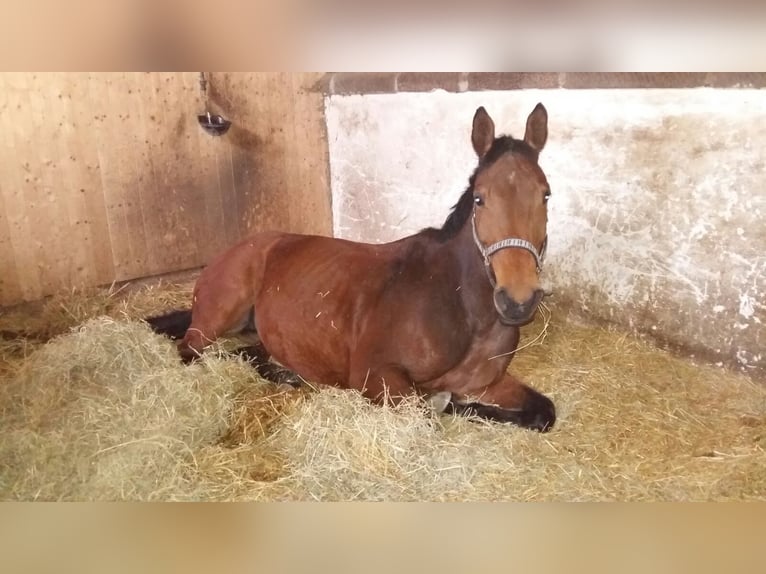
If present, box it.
[493,288,513,314]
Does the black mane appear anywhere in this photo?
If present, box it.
[420,136,538,242]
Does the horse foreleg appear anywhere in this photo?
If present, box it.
[447,375,556,432]
[233,344,304,387]
[351,365,416,406]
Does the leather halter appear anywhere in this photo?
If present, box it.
[471,210,547,287]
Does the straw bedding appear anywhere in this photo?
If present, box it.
[1,281,764,501]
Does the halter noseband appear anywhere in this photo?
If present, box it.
[471,210,547,287]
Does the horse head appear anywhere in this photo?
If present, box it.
[470,104,550,326]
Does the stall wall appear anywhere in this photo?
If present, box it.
[0,72,331,305]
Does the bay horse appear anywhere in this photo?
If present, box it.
[148,104,556,432]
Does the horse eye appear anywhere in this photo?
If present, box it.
[474,195,484,206]
[543,189,551,203]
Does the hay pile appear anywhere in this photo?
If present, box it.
[1,282,764,501]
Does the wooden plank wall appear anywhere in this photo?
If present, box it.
[0,73,331,306]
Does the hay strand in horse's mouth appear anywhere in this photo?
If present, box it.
[488,301,552,361]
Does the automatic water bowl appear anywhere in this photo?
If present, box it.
[197,111,231,136]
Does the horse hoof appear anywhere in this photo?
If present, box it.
[273,372,303,388]
[522,394,556,432]
[426,391,453,414]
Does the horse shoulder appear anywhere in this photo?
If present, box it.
[354,240,473,381]
[418,322,519,396]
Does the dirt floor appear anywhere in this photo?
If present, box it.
[1,280,764,501]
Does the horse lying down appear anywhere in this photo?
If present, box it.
[147,104,556,432]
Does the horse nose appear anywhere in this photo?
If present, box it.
[493,288,544,325]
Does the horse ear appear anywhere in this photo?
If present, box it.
[471,106,495,158]
[524,103,548,153]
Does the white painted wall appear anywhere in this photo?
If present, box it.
[325,89,766,374]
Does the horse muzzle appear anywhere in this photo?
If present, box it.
[493,287,544,326]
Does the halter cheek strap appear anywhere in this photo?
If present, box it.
[471,211,547,287]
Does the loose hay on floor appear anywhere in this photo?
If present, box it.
[0,283,764,501]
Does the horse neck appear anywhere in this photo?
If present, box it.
[443,216,499,329]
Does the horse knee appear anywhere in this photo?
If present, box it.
[177,328,211,362]
[502,383,555,431]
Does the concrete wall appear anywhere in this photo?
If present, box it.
[325,87,766,376]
